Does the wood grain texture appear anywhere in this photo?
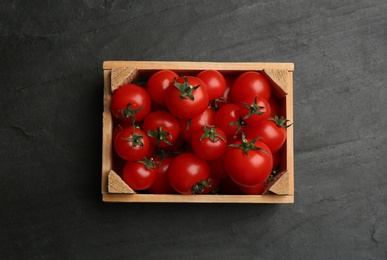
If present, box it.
[110,67,138,92]
[107,170,135,194]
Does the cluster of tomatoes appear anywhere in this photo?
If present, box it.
[111,69,291,195]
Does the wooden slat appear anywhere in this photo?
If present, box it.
[262,69,289,98]
[103,61,294,72]
[111,67,138,92]
[108,170,135,194]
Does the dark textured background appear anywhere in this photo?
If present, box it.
[1,0,386,259]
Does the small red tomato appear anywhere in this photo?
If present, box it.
[239,95,271,126]
[215,104,246,136]
[111,84,151,123]
[165,76,209,119]
[231,71,271,102]
[179,107,215,143]
[244,115,291,153]
[196,70,226,101]
[122,158,158,190]
[114,127,149,161]
[167,153,210,194]
[147,70,179,106]
[208,156,228,179]
[191,125,227,160]
[143,110,180,148]
[202,177,221,194]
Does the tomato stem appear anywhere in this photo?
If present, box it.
[173,76,201,101]
[121,131,144,148]
[228,132,268,156]
[191,180,211,195]
[269,115,293,128]
[200,125,226,143]
[118,103,144,123]
[241,96,265,120]
[147,126,172,146]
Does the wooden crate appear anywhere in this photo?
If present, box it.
[102,61,294,203]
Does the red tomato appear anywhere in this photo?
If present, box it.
[208,156,228,179]
[147,70,178,106]
[191,125,227,160]
[220,177,243,195]
[244,115,291,153]
[112,122,132,143]
[210,75,234,111]
[147,157,175,194]
[230,71,271,102]
[167,153,210,194]
[272,151,281,169]
[196,70,226,100]
[114,127,149,161]
[215,104,246,136]
[165,76,209,119]
[237,182,266,195]
[179,108,215,143]
[143,110,180,148]
[224,137,273,187]
[239,95,271,126]
[122,158,158,190]
[111,84,151,123]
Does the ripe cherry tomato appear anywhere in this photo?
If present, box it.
[112,122,133,143]
[122,158,158,190]
[202,177,221,194]
[114,127,149,161]
[239,95,271,126]
[215,104,246,136]
[165,76,209,119]
[244,115,291,153]
[111,84,151,123]
[179,108,215,143]
[224,136,273,187]
[147,156,175,194]
[167,153,210,194]
[143,110,180,148]
[147,70,178,106]
[196,70,226,101]
[191,125,227,160]
[220,177,243,195]
[230,71,271,102]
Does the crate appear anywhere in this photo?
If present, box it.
[102,61,294,203]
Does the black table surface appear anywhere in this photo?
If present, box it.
[1,1,386,259]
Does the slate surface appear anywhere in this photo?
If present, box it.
[1,0,386,259]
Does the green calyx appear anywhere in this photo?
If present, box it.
[121,131,144,148]
[200,125,226,143]
[241,97,265,120]
[173,76,201,101]
[118,103,144,122]
[228,115,247,135]
[138,157,157,170]
[228,132,268,156]
[191,180,211,195]
[147,126,172,146]
[269,115,293,128]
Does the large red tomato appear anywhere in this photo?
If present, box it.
[230,71,271,103]
[114,127,149,161]
[165,76,209,119]
[147,157,175,194]
[147,70,178,106]
[167,153,210,194]
[111,84,151,123]
[196,70,226,100]
[143,110,180,148]
[224,136,273,187]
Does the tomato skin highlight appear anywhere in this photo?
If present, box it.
[111,84,151,123]
[231,71,271,102]
[196,70,226,101]
[165,76,209,120]
[167,153,210,194]
[224,139,273,187]
[114,127,150,161]
[147,70,179,106]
